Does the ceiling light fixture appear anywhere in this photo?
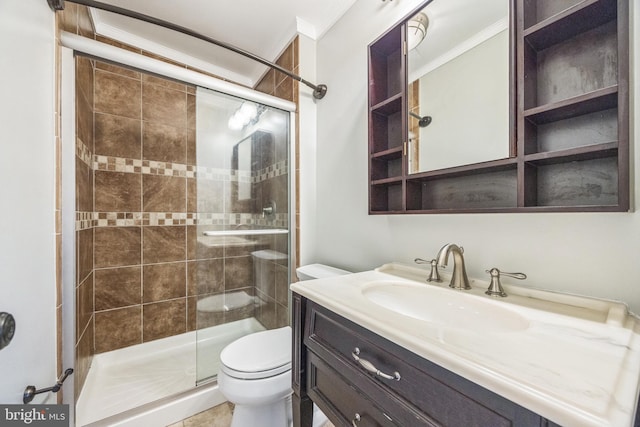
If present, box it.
[407,12,429,50]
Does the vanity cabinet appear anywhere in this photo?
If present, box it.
[292,294,561,427]
[367,0,629,214]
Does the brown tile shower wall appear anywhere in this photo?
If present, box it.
[90,62,197,353]
[57,3,97,401]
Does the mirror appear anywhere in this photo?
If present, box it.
[231,130,274,207]
[407,0,511,173]
[233,135,253,201]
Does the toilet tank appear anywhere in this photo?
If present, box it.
[296,263,351,281]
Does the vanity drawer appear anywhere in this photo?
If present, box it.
[308,351,403,427]
[304,301,537,427]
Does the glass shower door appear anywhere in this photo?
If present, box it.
[193,87,292,383]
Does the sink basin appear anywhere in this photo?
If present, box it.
[362,281,529,333]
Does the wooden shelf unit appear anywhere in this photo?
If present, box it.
[368,24,405,213]
[367,0,628,214]
[518,0,628,211]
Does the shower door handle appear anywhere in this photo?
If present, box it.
[0,312,16,351]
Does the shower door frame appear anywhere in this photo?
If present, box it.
[60,36,297,425]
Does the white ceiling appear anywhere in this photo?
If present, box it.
[89,0,358,87]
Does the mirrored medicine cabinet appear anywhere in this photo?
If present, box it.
[368,0,629,214]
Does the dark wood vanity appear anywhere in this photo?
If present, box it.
[368,0,629,214]
[292,294,563,427]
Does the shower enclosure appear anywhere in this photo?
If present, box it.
[194,87,292,383]
[67,50,294,425]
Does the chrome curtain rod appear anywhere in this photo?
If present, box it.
[47,0,328,99]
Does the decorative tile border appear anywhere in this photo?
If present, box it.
[75,211,288,230]
[92,155,287,182]
[76,139,92,168]
[94,156,196,178]
[76,211,95,230]
[255,160,288,182]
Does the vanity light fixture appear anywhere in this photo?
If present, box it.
[407,12,429,50]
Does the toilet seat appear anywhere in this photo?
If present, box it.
[220,326,292,380]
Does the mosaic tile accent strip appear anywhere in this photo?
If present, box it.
[255,160,288,182]
[76,211,96,231]
[93,212,199,227]
[196,213,233,226]
[76,139,93,168]
[75,212,288,230]
[93,155,287,183]
[94,155,196,178]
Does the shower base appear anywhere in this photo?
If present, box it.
[77,317,265,426]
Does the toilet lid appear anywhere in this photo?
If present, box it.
[220,326,292,379]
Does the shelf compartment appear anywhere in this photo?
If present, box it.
[406,167,517,211]
[523,0,617,51]
[523,107,618,154]
[522,3,619,110]
[523,86,618,125]
[371,155,403,181]
[524,156,618,207]
[369,25,403,106]
[370,181,403,212]
[522,14,618,111]
[370,105,403,153]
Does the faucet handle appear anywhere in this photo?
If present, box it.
[414,258,443,282]
[484,268,526,297]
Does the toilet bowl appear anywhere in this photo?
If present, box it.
[218,263,350,427]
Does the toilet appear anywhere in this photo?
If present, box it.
[218,263,350,427]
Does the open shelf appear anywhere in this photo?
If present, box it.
[524,142,618,165]
[523,107,618,154]
[371,93,402,115]
[523,156,619,208]
[370,109,402,153]
[523,86,618,125]
[407,166,518,211]
[371,146,402,161]
[523,0,617,51]
[369,25,403,106]
[370,180,404,213]
[408,157,517,181]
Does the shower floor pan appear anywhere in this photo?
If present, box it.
[77,317,265,426]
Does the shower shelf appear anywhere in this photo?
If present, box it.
[202,229,289,237]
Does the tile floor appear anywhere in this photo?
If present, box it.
[168,402,335,427]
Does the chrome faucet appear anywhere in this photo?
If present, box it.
[436,243,471,290]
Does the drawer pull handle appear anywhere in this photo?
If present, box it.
[352,347,401,381]
[352,413,361,426]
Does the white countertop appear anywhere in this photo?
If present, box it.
[290,263,640,427]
